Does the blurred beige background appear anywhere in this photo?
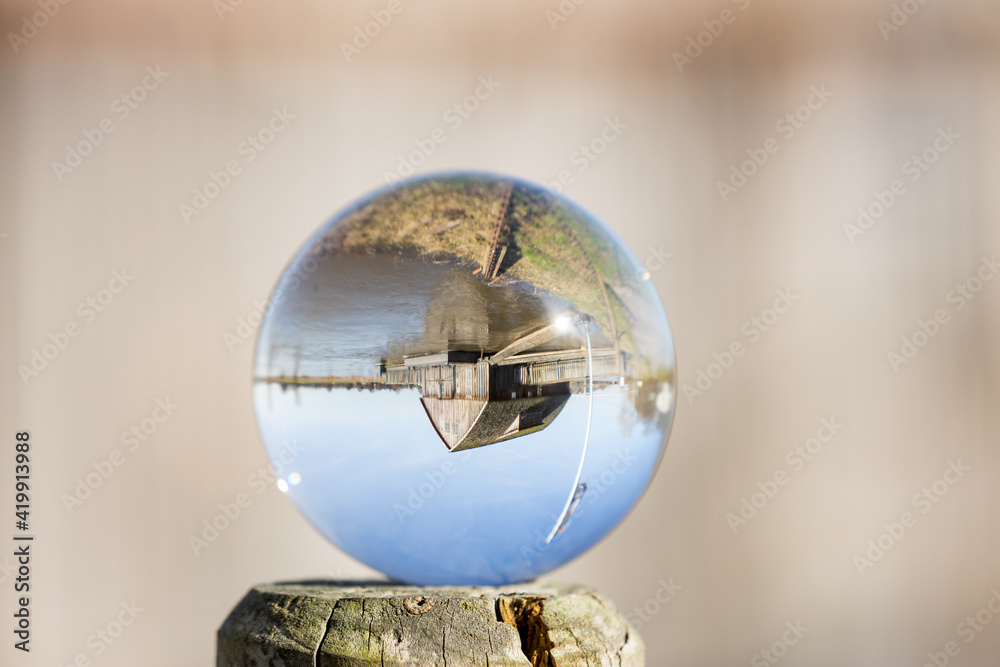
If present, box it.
[2,0,999,665]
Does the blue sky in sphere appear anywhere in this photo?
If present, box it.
[253,381,667,585]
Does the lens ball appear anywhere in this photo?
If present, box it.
[253,172,676,585]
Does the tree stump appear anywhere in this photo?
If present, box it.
[217,581,644,666]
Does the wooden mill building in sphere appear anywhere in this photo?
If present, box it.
[382,339,622,452]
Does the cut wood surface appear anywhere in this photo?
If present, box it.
[217,581,644,666]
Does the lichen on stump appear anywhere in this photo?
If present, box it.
[217,581,644,666]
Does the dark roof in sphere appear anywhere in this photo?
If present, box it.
[421,394,570,451]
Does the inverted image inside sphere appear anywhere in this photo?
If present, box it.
[253,172,676,585]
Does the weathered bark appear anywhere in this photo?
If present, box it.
[218,581,644,666]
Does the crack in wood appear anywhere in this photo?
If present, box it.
[496,597,555,667]
[314,600,338,667]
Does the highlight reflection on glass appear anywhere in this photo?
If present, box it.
[252,172,676,585]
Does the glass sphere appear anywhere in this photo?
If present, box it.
[253,172,676,585]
